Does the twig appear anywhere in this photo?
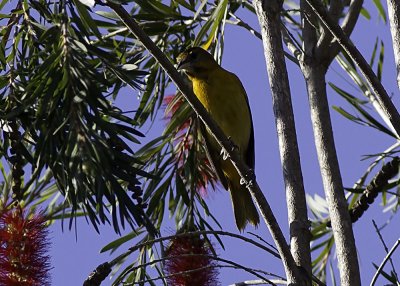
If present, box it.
[370,238,400,286]
[305,0,400,138]
[123,265,216,285]
[104,1,299,283]
[370,220,400,285]
[107,230,281,272]
[123,230,279,260]
[117,253,278,285]
[226,12,298,65]
[281,24,302,64]
[228,12,262,39]
[341,0,364,36]
[230,279,287,285]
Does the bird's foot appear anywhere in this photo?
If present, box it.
[220,136,239,160]
[220,148,229,160]
[227,136,239,152]
[240,169,256,188]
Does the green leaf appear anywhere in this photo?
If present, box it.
[73,0,102,38]
[360,7,371,20]
[174,0,195,11]
[101,230,144,253]
[369,37,379,67]
[193,0,207,20]
[333,106,360,122]
[95,10,119,20]
[372,0,387,23]
[134,0,180,17]
[134,66,158,124]
[377,40,384,81]
[193,0,228,47]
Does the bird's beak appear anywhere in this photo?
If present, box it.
[177,58,190,71]
[176,51,192,71]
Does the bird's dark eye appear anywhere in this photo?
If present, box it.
[189,51,198,60]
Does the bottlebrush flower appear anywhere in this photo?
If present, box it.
[163,93,219,195]
[164,235,219,286]
[0,207,51,286]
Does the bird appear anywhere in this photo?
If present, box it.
[176,47,260,231]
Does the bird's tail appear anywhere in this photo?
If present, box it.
[229,177,260,231]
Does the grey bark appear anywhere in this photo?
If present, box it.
[253,0,311,280]
[301,61,361,286]
[297,0,361,285]
[387,0,400,90]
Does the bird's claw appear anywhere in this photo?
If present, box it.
[220,148,229,160]
[220,136,239,160]
[227,136,238,152]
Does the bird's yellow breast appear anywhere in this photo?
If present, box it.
[190,68,251,153]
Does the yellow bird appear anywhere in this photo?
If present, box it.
[177,47,260,231]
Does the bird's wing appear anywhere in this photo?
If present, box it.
[199,119,229,190]
[246,118,255,169]
[234,73,255,169]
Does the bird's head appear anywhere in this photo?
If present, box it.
[177,47,219,79]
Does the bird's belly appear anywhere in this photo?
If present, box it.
[194,83,251,152]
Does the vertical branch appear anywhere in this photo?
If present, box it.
[387,0,400,90]
[301,62,361,286]
[300,0,318,59]
[253,0,311,279]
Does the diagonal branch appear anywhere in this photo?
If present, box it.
[305,0,400,138]
[341,0,364,36]
[316,0,364,60]
[327,0,364,62]
[104,1,301,283]
[301,0,318,59]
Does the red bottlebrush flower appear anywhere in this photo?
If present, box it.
[163,93,220,196]
[164,236,219,286]
[163,93,192,132]
[0,207,51,286]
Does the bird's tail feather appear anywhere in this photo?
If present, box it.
[229,179,260,231]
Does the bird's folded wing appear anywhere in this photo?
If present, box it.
[199,119,229,190]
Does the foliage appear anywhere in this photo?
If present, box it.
[0,0,399,285]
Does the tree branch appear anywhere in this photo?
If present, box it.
[305,0,400,138]
[300,0,318,59]
[387,0,400,90]
[341,0,364,36]
[327,0,364,62]
[118,253,278,285]
[370,238,400,286]
[253,0,311,281]
[104,2,300,283]
[317,0,364,62]
[124,230,279,259]
[315,0,344,58]
[301,61,361,286]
